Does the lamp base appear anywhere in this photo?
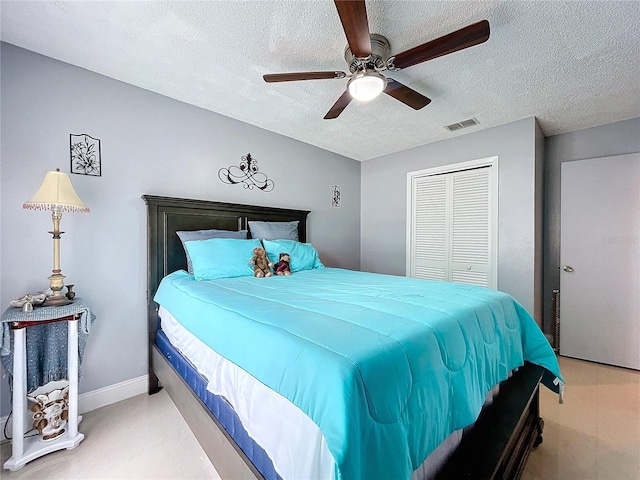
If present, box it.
[43,295,73,307]
[45,271,72,306]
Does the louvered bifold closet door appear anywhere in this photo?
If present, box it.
[409,160,496,288]
[450,168,490,287]
[412,175,448,281]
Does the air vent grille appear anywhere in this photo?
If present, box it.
[445,118,479,132]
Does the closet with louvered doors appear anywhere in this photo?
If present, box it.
[407,157,498,289]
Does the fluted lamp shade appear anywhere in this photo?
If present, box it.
[24,170,90,213]
[24,169,89,306]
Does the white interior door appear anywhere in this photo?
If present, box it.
[560,153,640,369]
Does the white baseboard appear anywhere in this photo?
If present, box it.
[1,375,148,445]
[78,374,148,413]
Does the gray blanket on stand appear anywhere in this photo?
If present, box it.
[1,298,95,394]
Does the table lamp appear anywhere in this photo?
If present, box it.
[23,168,90,306]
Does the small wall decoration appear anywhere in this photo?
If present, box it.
[219,153,274,192]
[332,185,341,207]
[70,133,101,176]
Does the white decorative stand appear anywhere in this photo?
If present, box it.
[3,314,84,471]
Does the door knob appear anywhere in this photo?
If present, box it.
[563,266,574,273]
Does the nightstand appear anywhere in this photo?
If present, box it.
[1,299,94,471]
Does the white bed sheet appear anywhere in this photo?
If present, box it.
[159,307,502,480]
[160,307,334,480]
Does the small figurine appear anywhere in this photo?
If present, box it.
[10,293,46,309]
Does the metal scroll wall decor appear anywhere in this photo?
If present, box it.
[218,153,274,192]
[70,134,101,176]
[332,185,341,207]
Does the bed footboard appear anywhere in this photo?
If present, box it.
[435,363,544,479]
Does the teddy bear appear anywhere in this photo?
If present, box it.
[249,247,273,277]
[273,252,292,276]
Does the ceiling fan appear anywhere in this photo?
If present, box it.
[263,0,490,119]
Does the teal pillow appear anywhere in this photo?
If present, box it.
[177,229,248,274]
[185,238,262,280]
[262,239,324,272]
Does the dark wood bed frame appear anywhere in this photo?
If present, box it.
[143,194,545,480]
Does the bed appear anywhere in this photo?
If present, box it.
[143,194,562,480]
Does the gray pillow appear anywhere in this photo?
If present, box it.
[177,229,248,274]
[248,220,299,241]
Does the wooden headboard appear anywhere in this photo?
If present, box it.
[142,195,310,391]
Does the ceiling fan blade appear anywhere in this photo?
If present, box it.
[391,20,490,70]
[263,71,347,83]
[334,0,371,58]
[384,79,431,110]
[324,90,353,119]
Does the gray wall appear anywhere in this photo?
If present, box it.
[0,43,361,416]
[361,117,542,320]
[542,117,640,333]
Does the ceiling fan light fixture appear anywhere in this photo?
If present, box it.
[347,72,387,102]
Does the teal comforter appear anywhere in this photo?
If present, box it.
[155,268,562,480]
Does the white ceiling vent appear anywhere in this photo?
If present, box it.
[445,118,479,132]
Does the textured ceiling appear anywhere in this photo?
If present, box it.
[1,1,639,161]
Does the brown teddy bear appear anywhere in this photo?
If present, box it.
[273,252,292,276]
[250,247,273,277]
